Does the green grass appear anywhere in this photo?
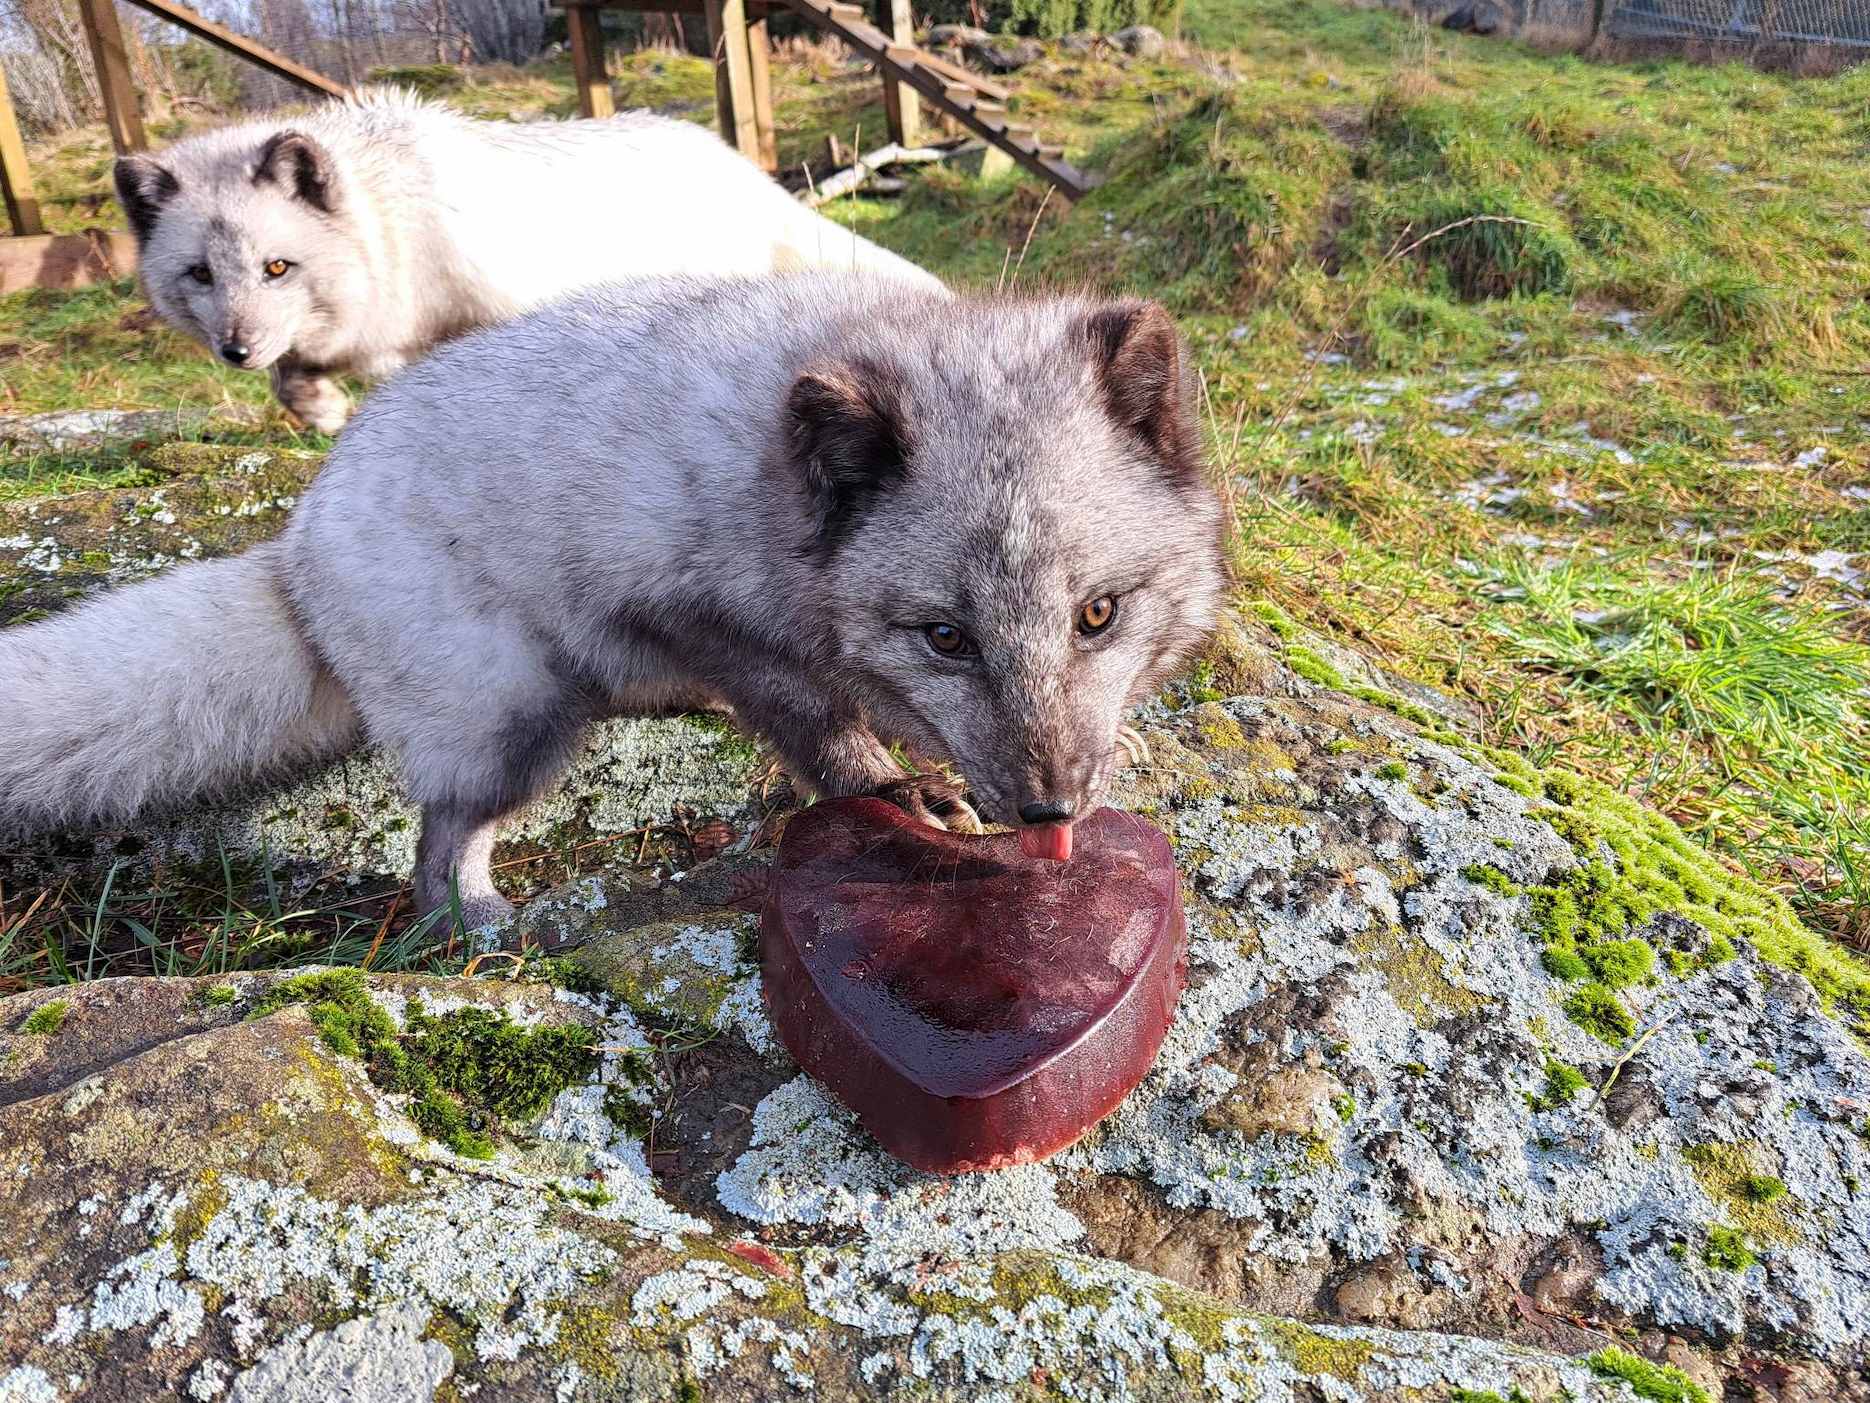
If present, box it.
[4,0,1870,993]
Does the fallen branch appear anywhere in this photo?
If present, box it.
[803,143,951,205]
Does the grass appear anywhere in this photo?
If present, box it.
[2,0,1869,991]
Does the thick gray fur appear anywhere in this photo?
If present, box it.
[0,274,1225,927]
[113,88,941,431]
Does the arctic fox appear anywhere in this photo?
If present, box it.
[113,89,942,432]
[0,274,1224,927]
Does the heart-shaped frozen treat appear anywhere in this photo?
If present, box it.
[760,798,1186,1173]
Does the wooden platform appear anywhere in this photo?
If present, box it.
[555,0,1090,200]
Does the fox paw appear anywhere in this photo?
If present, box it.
[872,774,984,835]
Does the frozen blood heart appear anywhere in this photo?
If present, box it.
[760,798,1187,1173]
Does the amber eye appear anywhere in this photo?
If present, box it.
[925,622,971,656]
[264,259,291,279]
[1078,595,1117,635]
[187,264,212,285]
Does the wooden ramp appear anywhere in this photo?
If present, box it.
[776,0,1088,200]
[556,0,1090,201]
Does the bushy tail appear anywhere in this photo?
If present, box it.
[0,543,359,834]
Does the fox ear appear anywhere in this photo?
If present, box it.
[1081,301,1202,486]
[114,156,179,242]
[254,131,338,212]
[787,360,912,557]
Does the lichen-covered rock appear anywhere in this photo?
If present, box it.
[7,672,1866,1398]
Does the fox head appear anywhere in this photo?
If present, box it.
[790,296,1227,841]
[115,130,370,374]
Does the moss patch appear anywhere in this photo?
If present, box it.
[249,970,599,1159]
[1682,1141,1801,1246]
[1526,1059,1587,1111]
[1349,923,1487,1028]
[1702,1225,1757,1272]
[1489,760,1870,1041]
[1587,1346,1710,1403]
[21,998,70,1034]
[1261,1320,1374,1381]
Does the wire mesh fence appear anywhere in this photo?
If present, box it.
[1604,0,1870,48]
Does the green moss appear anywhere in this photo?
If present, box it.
[1349,684,1438,728]
[1587,1347,1710,1403]
[249,969,598,1159]
[1286,646,1346,690]
[1460,863,1520,898]
[200,983,239,1008]
[1451,1391,1507,1403]
[1185,657,1226,704]
[21,998,70,1035]
[1247,599,1301,641]
[1541,946,1591,981]
[1376,760,1409,782]
[1332,1094,1356,1123]
[1261,1320,1374,1381]
[1581,937,1657,989]
[1741,1174,1787,1203]
[1702,1225,1757,1271]
[1682,1141,1800,1245]
[1527,1059,1587,1111]
[1524,768,1868,1040]
[1563,982,1635,1044]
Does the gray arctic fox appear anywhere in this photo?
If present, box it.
[0,274,1225,927]
[114,89,941,432]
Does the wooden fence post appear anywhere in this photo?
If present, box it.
[705,0,765,166]
[565,3,615,119]
[78,0,148,154]
[746,14,778,171]
[0,63,47,237]
[880,0,921,147]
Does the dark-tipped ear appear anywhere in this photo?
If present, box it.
[1081,301,1202,485]
[114,156,179,242]
[787,359,912,558]
[254,131,338,212]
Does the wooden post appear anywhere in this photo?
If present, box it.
[78,0,148,154]
[879,0,921,147]
[745,14,777,171]
[565,3,615,118]
[704,0,763,166]
[0,63,46,237]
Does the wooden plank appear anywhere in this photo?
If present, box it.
[746,14,778,171]
[783,0,1084,198]
[119,0,349,98]
[879,0,921,148]
[0,63,46,237]
[0,230,137,294]
[704,0,762,166]
[891,44,1011,102]
[558,0,778,12]
[78,0,148,154]
[566,4,615,119]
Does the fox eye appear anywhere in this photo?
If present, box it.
[187,264,212,285]
[1078,595,1118,635]
[924,622,973,657]
[264,259,291,279]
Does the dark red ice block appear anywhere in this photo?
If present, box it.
[761,798,1187,1174]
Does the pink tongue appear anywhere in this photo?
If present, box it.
[1018,822,1074,862]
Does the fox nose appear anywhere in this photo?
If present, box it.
[1019,799,1075,825]
[220,341,250,365]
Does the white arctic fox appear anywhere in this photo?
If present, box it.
[113,89,942,430]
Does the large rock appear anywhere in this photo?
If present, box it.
[4,662,1867,1399]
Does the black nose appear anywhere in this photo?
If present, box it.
[220,342,250,365]
[1020,799,1075,824]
